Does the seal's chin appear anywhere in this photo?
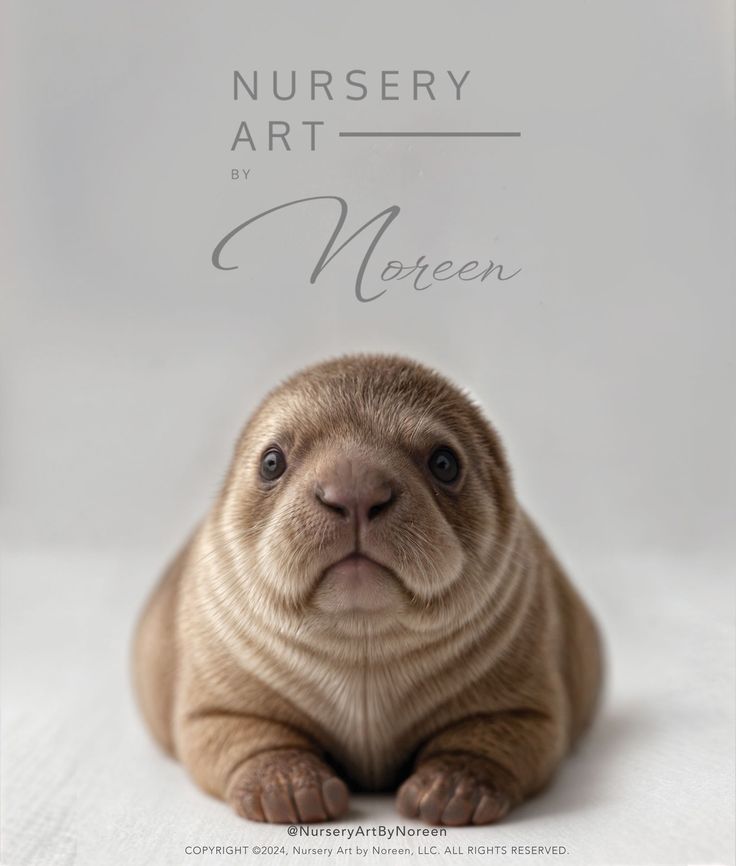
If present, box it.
[313,553,403,614]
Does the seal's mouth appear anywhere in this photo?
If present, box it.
[326,552,389,575]
[316,552,402,613]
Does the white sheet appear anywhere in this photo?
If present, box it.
[1,550,733,866]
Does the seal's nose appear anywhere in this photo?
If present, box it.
[315,458,396,526]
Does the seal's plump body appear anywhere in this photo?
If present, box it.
[133,355,602,825]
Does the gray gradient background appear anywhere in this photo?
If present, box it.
[1,2,734,865]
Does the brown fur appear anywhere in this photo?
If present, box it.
[132,355,603,825]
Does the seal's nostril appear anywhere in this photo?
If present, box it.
[367,503,384,521]
[367,490,396,521]
[315,486,349,519]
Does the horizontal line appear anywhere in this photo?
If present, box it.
[338,131,521,138]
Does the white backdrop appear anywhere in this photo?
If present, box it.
[1,2,734,865]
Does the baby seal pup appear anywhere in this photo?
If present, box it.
[133,355,602,825]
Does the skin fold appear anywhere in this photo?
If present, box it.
[132,355,603,826]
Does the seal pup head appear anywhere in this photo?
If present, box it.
[215,355,518,640]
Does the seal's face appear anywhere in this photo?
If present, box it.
[219,356,515,635]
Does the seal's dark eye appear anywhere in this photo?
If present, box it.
[260,448,286,481]
[428,447,460,484]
